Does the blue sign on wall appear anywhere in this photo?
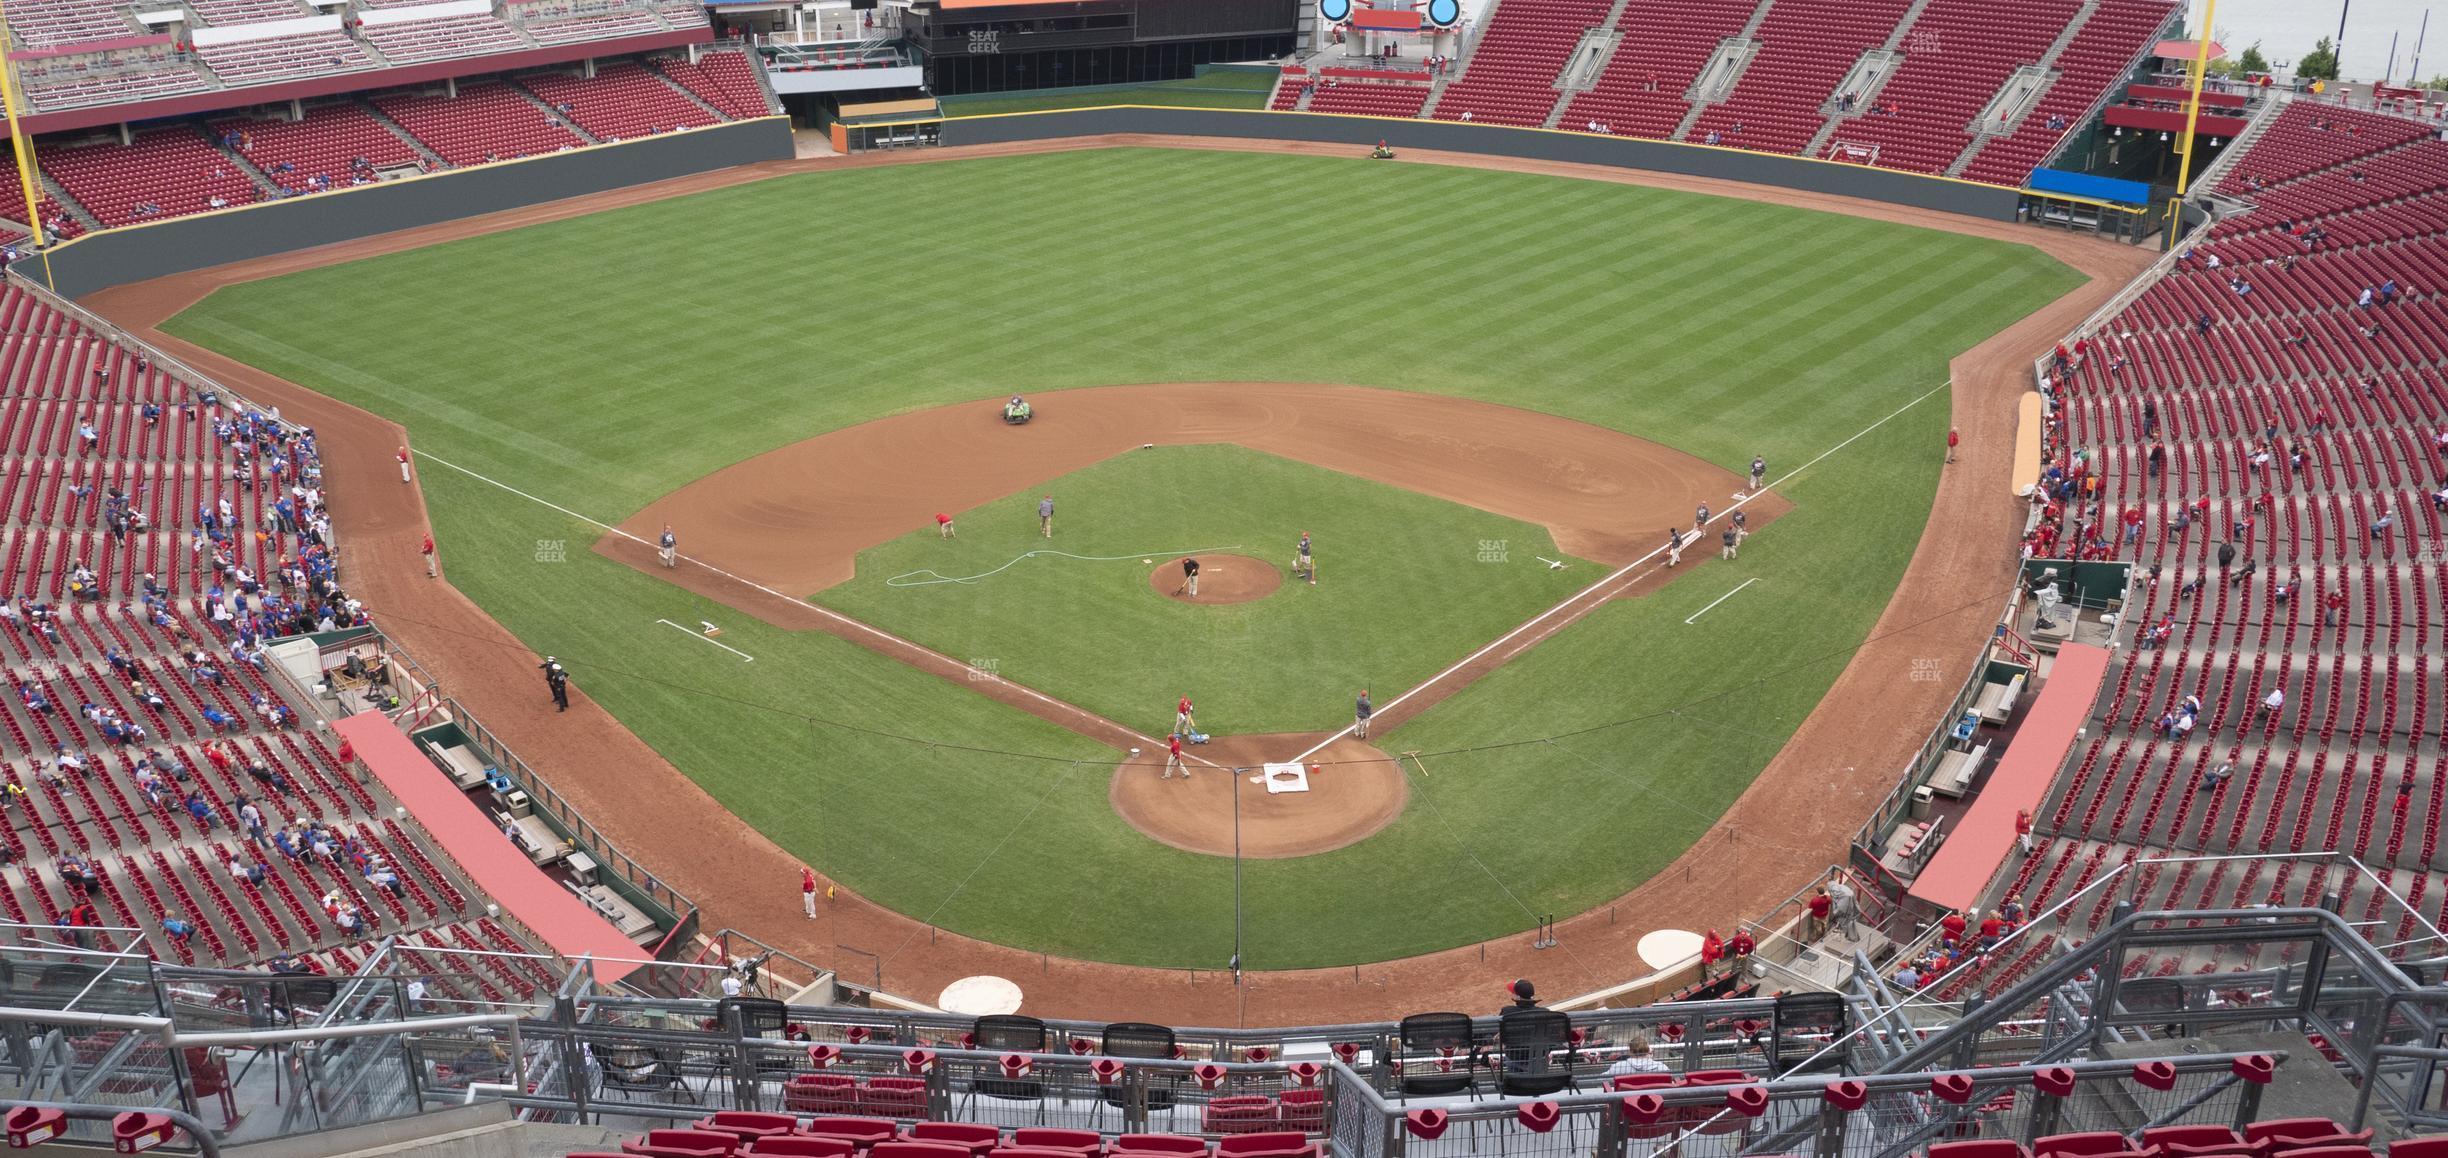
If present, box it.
[2028,168,2153,206]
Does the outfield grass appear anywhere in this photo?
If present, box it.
[940,72,1274,117]
[819,445,1593,733]
[165,147,2082,968]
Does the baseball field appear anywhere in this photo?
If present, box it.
[159,145,2082,971]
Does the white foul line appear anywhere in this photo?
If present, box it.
[655,619,756,661]
[1286,378,1953,764]
[414,449,1227,769]
[1683,577,1758,625]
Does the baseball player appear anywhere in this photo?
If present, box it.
[1163,732,1186,779]
[1038,495,1054,538]
[1749,456,1766,492]
[1295,532,1315,585]
[936,512,956,539]
[1180,557,1199,596]
[421,533,436,578]
[1731,508,1748,544]
[1666,528,1684,568]
[801,866,819,918]
[1354,689,1372,739]
[657,524,677,568]
[1175,695,1196,736]
[1721,525,1738,560]
[1694,501,1711,528]
[395,447,411,484]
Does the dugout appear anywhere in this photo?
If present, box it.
[832,98,945,149]
[2018,169,2154,243]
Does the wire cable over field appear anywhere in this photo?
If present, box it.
[883,546,1244,588]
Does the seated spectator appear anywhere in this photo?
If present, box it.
[162,914,195,946]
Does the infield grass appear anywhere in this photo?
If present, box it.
[818,444,1594,733]
[166,147,2083,968]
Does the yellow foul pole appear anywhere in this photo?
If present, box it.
[0,0,58,291]
[2173,0,2220,196]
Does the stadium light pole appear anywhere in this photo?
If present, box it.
[2172,0,2219,200]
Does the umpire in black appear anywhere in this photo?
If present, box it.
[541,656,569,713]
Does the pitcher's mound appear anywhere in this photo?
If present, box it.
[1111,732,1406,858]
[1150,554,1281,605]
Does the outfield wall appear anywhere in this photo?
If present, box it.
[35,117,795,300]
[941,107,2027,221]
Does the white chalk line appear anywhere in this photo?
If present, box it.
[655,618,755,661]
[886,545,1242,588]
[413,449,1229,768]
[1683,577,1759,625]
[1286,377,1953,763]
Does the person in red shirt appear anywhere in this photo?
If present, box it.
[1939,910,1967,945]
[801,866,819,919]
[1946,428,1959,464]
[1807,889,1833,939]
[1175,697,1196,737]
[935,512,955,539]
[395,447,411,484]
[2323,588,2349,627]
[335,738,355,770]
[1699,929,1723,976]
[1163,733,1186,780]
[1726,929,1755,963]
[1977,912,2005,950]
[2015,808,2035,853]
[421,533,436,579]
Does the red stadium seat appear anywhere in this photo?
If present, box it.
[903,1123,1000,1157]
[624,1130,742,1158]
[697,1113,802,1142]
[753,1139,860,1158]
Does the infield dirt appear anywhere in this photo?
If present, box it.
[85,134,2154,1023]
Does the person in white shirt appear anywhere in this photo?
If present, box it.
[1603,1034,1670,1078]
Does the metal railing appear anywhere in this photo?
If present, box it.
[440,694,696,926]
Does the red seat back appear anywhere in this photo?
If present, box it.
[625,1130,741,1158]
[1111,1138,1210,1158]
[1216,1133,1312,1158]
[1009,1129,1102,1155]
[753,1139,859,1158]
[2038,1133,2138,1158]
[909,1123,1002,1149]
[1929,1142,2032,1158]
[700,1113,801,1140]
[807,1117,903,1147]
[873,1143,976,1158]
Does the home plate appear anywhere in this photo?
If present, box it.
[1259,762,1311,794]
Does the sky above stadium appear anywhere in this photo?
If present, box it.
[2198,0,2439,82]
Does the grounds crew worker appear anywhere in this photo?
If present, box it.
[541,657,569,713]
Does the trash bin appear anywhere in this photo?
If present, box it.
[1910,785,1936,820]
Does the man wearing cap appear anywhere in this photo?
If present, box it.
[540,657,569,713]
[1501,978,1542,1012]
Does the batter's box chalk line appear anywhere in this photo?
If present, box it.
[884,546,1243,588]
[656,618,755,661]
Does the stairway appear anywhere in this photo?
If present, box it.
[648,64,729,120]
[1416,0,1498,119]
[507,76,604,145]
[1802,0,1939,156]
[1668,0,1779,139]
[359,98,450,169]
[1942,0,2101,176]
[199,125,286,199]
[36,174,102,237]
